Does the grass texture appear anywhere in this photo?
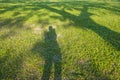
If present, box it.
[0,0,120,80]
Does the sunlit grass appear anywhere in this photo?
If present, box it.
[0,0,120,80]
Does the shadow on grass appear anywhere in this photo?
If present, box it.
[1,1,120,48]
[32,26,62,80]
[0,1,120,79]
[0,5,21,14]
[38,2,120,50]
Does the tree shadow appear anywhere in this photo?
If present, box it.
[0,1,120,79]
[32,26,62,80]
[0,5,42,39]
[77,5,120,50]
[0,5,20,14]
[38,2,120,50]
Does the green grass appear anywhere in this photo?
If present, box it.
[0,0,120,80]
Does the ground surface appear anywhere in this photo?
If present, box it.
[0,0,120,80]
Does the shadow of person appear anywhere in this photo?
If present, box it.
[41,26,62,80]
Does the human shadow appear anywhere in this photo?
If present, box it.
[39,2,120,50]
[41,26,62,80]
[32,26,62,80]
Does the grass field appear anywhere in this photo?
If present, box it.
[0,0,120,80]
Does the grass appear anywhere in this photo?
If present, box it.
[0,0,120,80]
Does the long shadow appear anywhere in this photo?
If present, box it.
[39,2,120,50]
[78,5,120,50]
[0,4,42,38]
[32,26,62,80]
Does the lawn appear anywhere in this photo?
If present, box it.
[0,0,120,80]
